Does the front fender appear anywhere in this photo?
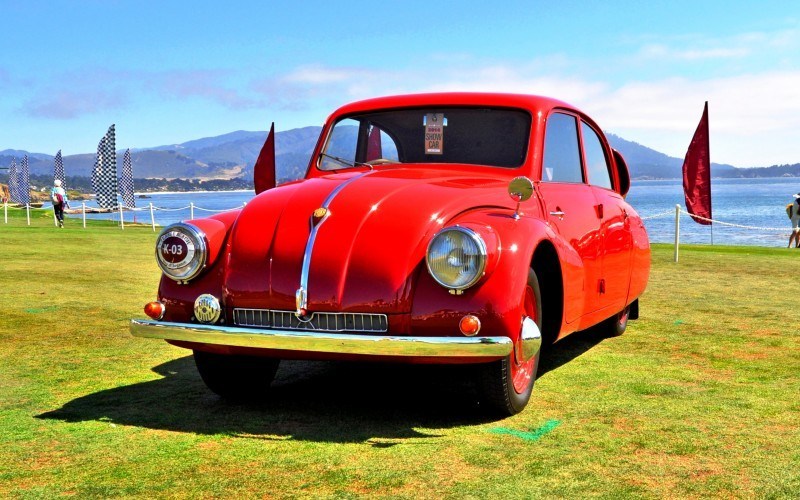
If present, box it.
[410,210,555,342]
[156,211,240,322]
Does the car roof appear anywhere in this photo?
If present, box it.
[329,92,579,119]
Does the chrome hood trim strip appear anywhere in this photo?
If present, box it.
[298,170,375,314]
[131,319,512,358]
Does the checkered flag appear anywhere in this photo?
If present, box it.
[118,149,135,208]
[7,158,19,203]
[19,156,31,206]
[54,150,66,190]
[91,124,118,209]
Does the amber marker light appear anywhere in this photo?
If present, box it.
[144,301,165,320]
[459,315,481,336]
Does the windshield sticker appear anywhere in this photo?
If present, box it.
[424,113,445,155]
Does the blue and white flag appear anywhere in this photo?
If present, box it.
[118,149,135,208]
[91,125,118,209]
[18,156,31,206]
[8,158,19,203]
[54,150,66,189]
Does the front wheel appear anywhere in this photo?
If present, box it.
[478,269,542,416]
[193,350,280,401]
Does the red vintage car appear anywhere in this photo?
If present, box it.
[131,93,650,415]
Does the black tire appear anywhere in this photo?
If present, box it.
[478,269,542,416]
[599,305,630,337]
[193,350,280,401]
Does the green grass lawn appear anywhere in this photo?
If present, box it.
[1,212,799,498]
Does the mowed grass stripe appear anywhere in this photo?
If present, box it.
[1,213,799,497]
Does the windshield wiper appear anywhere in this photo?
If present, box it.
[319,153,373,170]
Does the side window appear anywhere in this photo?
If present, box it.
[320,119,400,170]
[581,122,613,190]
[320,118,358,170]
[542,113,583,183]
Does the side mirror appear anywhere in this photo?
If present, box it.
[508,176,534,219]
[612,149,630,198]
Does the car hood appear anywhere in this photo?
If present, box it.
[223,167,510,314]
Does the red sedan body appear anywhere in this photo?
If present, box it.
[131,93,650,415]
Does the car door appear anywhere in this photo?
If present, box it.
[580,121,633,314]
[537,112,604,323]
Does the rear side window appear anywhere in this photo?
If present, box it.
[542,113,583,183]
[581,122,613,190]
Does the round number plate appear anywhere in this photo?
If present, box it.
[157,230,196,270]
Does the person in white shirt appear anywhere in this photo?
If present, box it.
[50,179,69,228]
[789,194,800,248]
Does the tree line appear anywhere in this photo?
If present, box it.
[1,173,255,194]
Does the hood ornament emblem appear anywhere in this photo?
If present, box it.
[311,207,329,227]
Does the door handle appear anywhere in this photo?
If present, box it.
[549,210,565,219]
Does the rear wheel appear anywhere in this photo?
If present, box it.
[478,269,542,416]
[599,305,630,337]
[193,350,280,401]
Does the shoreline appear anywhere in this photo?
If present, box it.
[134,189,254,196]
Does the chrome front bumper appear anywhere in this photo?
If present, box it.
[130,319,515,359]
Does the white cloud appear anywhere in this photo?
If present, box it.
[254,61,800,167]
[638,44,751,61]
[23,89,128,119]
[589,71,800,166]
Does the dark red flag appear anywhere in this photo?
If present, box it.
[366,126,382,162]
[682,102,712,225]
[254,123,276,194]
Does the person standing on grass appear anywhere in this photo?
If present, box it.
[51,179,69,228]
[790,193,800,248]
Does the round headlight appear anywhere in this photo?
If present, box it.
[426,227,487,290]
[155,223,207,282]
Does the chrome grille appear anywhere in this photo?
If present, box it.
[232,308,388,333]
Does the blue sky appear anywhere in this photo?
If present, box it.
[1,0,799,167]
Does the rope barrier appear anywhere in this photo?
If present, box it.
[640,209,675,221]
[151,205,192,212]
[193,206,243,213]
[3,202,794,240]
[638,208,789,232]
[674,208,787,232]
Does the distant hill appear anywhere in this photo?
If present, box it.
[605,134,738,179]
[1,127,319,184]
[3,128,799,182]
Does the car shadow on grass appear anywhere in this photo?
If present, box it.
[38,356,489,444]
[37,331,606,444]
[538,324,608,378]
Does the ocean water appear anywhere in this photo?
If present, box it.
[627,178,800,247]
[67,177,800,248]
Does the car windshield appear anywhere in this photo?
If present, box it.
[318,107,531,170]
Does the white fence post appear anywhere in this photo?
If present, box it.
[3,202,6,224]
[82,202,86,228]
[150,203,156,232]
[26,204,30,226]
[674,204,681,263]
[119,204,125,230]
[190,202,194,220]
